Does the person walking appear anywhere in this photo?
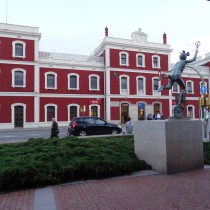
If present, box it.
[125,117,134,134]
[50,118,59,138]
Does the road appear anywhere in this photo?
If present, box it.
[0,127,69,144]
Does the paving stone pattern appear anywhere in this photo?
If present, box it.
[0,169,210,210]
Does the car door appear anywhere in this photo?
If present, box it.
[84,117,97,135]
[94,118,110,135]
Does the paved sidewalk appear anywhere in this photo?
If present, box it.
[0,167,210,210]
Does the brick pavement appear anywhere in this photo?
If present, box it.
[0,168,210,210]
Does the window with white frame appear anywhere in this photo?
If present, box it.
[45,104,57,122]
[153,78,160,94]
[119,52,129,66]
[45,72,57,89]
[187,105,194,119]
[136,76,145,94]
[12,68,26,88]
[69,104,79,120]
[68,73,79,90]
[89,74,99,90]
[172,82,179,93]
[120,75,129,94]
[12,40,26,58]
[186,81,194,94]
[136,53,145,67]
[90,104,100,117]
[152,55,160,68]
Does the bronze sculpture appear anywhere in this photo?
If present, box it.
[158,42,200,118]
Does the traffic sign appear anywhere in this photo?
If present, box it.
[200,85,207,94]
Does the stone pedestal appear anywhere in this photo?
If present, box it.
[134,120,204,175]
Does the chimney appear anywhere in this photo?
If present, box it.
[105,26,108,37]
[163,32,167,44]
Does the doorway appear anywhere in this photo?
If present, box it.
[14,106,24,127]
[91,106,98,117]
[121,103,129,124]
[138,102,145,120]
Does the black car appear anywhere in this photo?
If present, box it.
[68,116,122,136]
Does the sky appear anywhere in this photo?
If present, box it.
[0,0,209,63]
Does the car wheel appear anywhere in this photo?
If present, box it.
[79,130,87,136]
[111,129,118,135]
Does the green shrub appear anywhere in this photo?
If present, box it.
[203,142,210,164]
[0,136,151,191]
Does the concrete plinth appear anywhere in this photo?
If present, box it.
[134,120,204,175]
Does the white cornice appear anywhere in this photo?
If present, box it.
[93,38,173,56]
[0,59,38,66]
[0,23,41,40]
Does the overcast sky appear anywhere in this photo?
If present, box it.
[0,0,209,63]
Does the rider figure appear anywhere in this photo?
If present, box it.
[158,42,200,106]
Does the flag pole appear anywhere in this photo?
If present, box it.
[6,0,8,24]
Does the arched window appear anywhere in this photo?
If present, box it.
[45,72,57,89]
[120,75,129,95]
[45,104,57,122]
[90,104,100,117]
[152,55,160,68]
[68,73,79,90]
[12,40,26,58]
[119,51,129,66]
[172,82,179,93]
[68,104,79,121]
[186,81,194,94]
[89,74,100,90]
[152,77,160,95]
[136,53,145,67]
[12,68,26,88]
[187,105,194,119]
[136,76,145,94]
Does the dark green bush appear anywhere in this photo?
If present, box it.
[0,136,151,191]
[203,142,210,164]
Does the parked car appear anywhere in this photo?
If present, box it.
[68,116,122,136]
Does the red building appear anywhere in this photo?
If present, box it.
[0,23,210,129]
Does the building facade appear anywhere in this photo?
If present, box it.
[0,23,210,129]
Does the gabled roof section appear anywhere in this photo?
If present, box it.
[93,28,172,56]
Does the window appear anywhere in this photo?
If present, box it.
[45,104,57,122]
[12,41,26,58]
[153,79,159,90]
[152,55,160,68]
[119,52,129,66]
[68,74,79,90]
[172,82,179,93]
[153,78,160,95]
[45,72,57,89]
[186,81,193,94]
[136,77,145,94]
[70,105,78,120]
[89,74,99,90]
[47,75,55,88]
[187,106,194,119]
[47,106,55,121]
[90,104,100,117]
[12,68,26,88]
[136,54,145,67]
[95,118,106,125]
[120,75,129,95]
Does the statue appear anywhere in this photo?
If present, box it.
[158,42,200,118]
